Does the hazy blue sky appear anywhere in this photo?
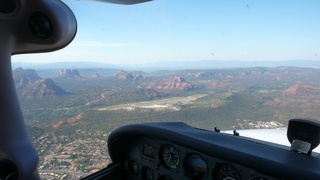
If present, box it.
[13,0,320,65]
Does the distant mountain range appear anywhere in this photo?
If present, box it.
[12,60,320,71]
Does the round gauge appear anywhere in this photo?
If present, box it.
[185,154,208,179]
[214,163,242,180]
[160,145,180,169]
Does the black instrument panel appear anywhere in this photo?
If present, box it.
[84,122,320,179]
[123,137,274,180]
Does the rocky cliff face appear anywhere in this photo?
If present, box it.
[13,67,41,83]
[113,70,143,82]
[156,76,196,91]
[283,84,320,95]
[92,73,102,78]
[59,69,82,78]
[13,68,68,98]
[15,78,32,91]
[22,78,68,98]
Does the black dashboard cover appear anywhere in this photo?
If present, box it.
[108,122,320,179]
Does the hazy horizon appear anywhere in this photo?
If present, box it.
[12,59,320,71]
[11,0,320,65]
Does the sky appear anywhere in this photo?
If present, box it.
[12,0,320,65]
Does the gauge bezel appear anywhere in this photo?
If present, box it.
[184,153,208,180]
[213,163,242,180]
[159,144,180,169]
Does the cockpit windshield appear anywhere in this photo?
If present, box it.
[11,0,320,179]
